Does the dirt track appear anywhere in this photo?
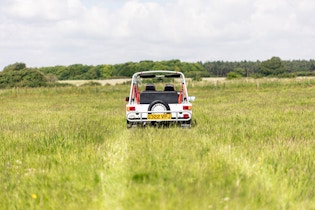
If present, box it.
[59,79,131,86]
[59,77,315,86]
[59,77,228,86]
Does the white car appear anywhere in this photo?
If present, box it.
[125,70,195,128]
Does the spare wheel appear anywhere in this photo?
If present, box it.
[148,100,170,112]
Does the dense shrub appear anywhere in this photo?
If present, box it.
[227,71,242,79]
[277,73,297,78]
[0,69,49,88]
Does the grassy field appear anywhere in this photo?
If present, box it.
[1,78,315,210]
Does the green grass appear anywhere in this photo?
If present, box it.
[1,79,315,210]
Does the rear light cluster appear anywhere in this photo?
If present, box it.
[183,105,192,110]
[183,105,192,119]
[126,106,136,111]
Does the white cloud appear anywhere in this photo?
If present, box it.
[0,0,314,70]
[7,0,84,21]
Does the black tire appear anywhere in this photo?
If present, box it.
[127,120,136,128]
[148,100,170,112]
[181,120,191,128]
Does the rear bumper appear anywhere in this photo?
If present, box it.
[126,110,192,122]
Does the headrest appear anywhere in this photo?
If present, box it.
[164,84,175,91]
[145,84,155,91]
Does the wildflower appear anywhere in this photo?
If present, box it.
[15,160,22,164]
[223,197,229,201]
[31,194,37,199]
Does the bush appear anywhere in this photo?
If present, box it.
[277,73,297,78]
[0,69,49,88]
[2,62,26,72]
[249,73,264,79]
[227,71,242,80]
[295,71,315,77]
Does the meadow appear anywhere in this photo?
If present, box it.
[1,78,315,210]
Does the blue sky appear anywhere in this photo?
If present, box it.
[0,0,314,70]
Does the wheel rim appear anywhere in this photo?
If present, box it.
[151,103,167,112]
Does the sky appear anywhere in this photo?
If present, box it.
[0,0,314,70]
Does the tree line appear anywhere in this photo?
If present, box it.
[38,57,315,80]
[38,60,206,80]
[205,58,315,78]
[1,57,315,88]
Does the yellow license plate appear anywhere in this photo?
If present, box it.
[148,113,171,120]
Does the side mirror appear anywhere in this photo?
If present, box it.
[125,97,129,102]
[188,96,196,102]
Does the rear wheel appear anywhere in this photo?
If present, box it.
[181,120,191,128]
[127,120,137,128]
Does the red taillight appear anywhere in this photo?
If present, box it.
[183,114,189,119]
[183,105,192,110]
[126,106,136,111]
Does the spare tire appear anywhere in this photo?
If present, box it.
[148,100,170,112]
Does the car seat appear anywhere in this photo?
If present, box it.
[145,83,156,91]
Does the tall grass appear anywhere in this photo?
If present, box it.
[1,79,315,210]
